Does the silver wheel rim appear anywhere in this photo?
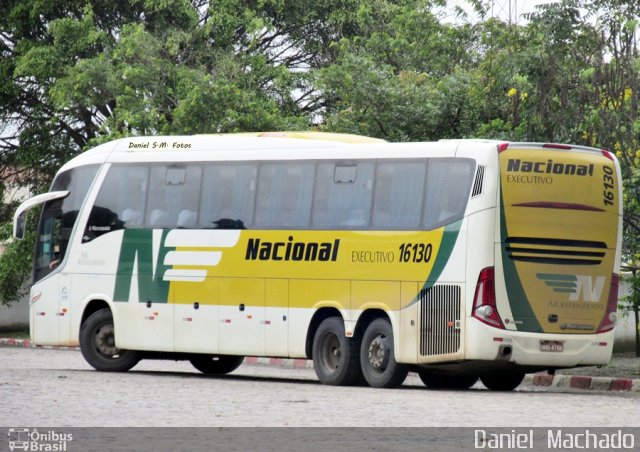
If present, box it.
[368,334,390,371]
[94,323,120,358]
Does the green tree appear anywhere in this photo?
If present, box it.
[317,0,480,140]
[3,0,640,331]
[0,0,419,303]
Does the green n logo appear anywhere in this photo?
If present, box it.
[113,229,174,303]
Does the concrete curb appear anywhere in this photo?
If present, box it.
[0,337,79,351]
[2,337,638,391]
[1,337,34,348]
[244,356,314,369]
[525,372,640,392]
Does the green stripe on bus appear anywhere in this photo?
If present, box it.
[500,200,543,332]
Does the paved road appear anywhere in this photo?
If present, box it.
[1,347,638,429]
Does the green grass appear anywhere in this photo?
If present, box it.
[0,328,30,339]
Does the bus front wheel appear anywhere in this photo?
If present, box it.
[312,317,361,386]
[190,355,244,375]
[360,318,408,388]
[80,309,141,372]
[480,372,525,391]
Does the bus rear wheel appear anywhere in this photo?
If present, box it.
[80,308,140,372]
[312,317,361,386]
[418,372,478,390]
[360,318,408,388]
[480,372,525,391]
[190,355,244,375]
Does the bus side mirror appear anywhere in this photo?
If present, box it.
[14,211,27,240]
[12,190,70,240]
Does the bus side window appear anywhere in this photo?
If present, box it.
[373,161,426,229]
[255,163,315,228]
[177,209,197,227]
[423,159,475,230]
[146,165,201,228]
[312,161,374,229]
[200,164,257,229]
[83,165,148,241]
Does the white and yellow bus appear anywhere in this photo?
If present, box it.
[13,132,622,390]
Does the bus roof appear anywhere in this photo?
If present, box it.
[58,133,505,172]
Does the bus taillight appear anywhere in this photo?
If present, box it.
[596,274,619,333]
[472,267,505,329]
[601,149,615,161]
[542,143,572,150]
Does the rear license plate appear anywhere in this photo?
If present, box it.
[540,340,564,352]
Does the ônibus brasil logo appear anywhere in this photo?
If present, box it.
[7,428,73,451]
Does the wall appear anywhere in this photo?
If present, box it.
[0,294,29,331]
[614,278,638,353]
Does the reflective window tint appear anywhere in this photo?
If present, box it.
[84,165,148,241]
[83,157,476,237]
[313,162,374,228]
[146,165,202,227]
[102,165,148,227]
[423,159,475,229]
[200,165,256,229]
[255,163,315,228]
[373,161,426,229]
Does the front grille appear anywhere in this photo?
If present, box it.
[505,237,606,266]
[419,285,461,356]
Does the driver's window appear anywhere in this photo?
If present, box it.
[34,201,63,282]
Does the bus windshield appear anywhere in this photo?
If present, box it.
[33,165,99,282]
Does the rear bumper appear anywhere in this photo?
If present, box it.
[465,317,614,368]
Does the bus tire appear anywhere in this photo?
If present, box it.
[480,372,525,391]
[312,317,361,386]
[190,355,244,375]
[79,308,140,372]
[418,372,478,390]
[360,318,408,388]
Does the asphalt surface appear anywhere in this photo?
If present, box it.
[1,336,639,392]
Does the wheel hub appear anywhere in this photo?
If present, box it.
[324,334,342,369]
[95,324,119,357]
[368,335,389,369]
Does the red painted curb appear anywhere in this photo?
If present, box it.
[0,338,32,348]
[292,359,308,368]
[569,375,592,390]
[532,374,554,386]
[609,378,633,391]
